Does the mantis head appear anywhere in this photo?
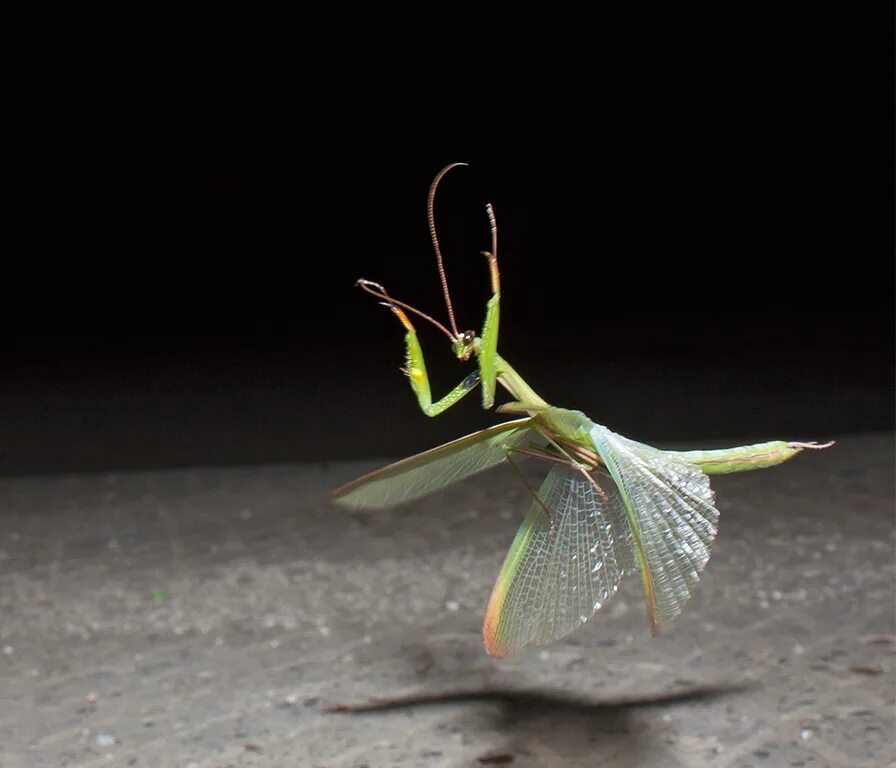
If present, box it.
[452,330,477,361]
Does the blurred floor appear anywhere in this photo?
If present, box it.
[0,433,893,767]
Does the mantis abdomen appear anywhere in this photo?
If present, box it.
[674,440,829,474]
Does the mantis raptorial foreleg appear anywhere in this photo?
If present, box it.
[389,305,482,417]
[478,207,501,409]
[355,278,482,417]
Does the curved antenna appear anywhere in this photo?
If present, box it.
[355,279,455,343]
[482,202,501,295]
[486,202,498,261]
[428,162,468,337]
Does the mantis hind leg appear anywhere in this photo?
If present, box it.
[502,446,557,536]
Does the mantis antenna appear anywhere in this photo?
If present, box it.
[486,203,498,261]
[356,279,456,343]
[427,162,468,338]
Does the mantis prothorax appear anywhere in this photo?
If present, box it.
[334,163,833,658]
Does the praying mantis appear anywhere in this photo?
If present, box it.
[332,163,833,658]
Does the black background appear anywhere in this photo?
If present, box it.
[5,5,893,474]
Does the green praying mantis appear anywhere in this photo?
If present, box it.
[332,163,833,658]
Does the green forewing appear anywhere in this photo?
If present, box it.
[332,418,537,509]
[589,424,719,629]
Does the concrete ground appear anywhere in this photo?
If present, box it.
[1,433,893,767]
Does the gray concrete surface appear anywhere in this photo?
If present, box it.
[1,434,893,767]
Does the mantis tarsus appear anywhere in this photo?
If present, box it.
[332,163,833,658]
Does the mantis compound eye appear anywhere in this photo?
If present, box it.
[462,330,475,344]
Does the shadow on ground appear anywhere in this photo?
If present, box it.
[327,683,748,764]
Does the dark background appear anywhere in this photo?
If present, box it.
[5,5,893,475]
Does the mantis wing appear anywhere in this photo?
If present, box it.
[483,466,633,657]
[332,418,539,510]
[589,424,719,632]
[482,425,721,656]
